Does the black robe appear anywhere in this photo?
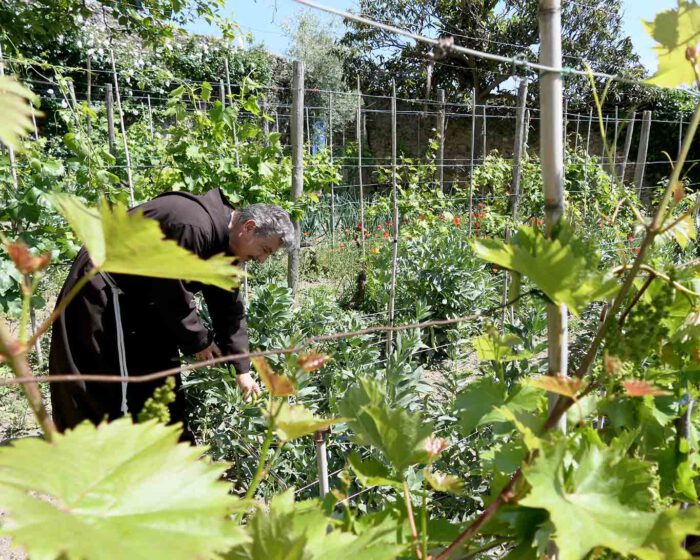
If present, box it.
[48,189,249,435]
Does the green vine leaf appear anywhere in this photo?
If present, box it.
[0,418,248,560]
[50,194,242,291]
[226,490,406,560]
[643,0,700,87]
[348,452,402,490]
[520,439,698,560]
[268,402,345,442]
[0,76,39,149]
[338,378,433,473]
[472,225,618,316]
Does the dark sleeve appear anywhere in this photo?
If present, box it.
[147,224,211,355]
[202,285,250,374]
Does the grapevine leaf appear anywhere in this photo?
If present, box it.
[622,379,671,397]
[0,76,39,149]
[525,375,586,399]
[50,194,241,291]
[663,214,696,249]
[424,468,466,495]
[252,357,295,396]
[473,225,618,316]
[227,490,406,560]
[0,418,248,560]
[348,452,402,490]
[268,402,345,442]
[338,378,433,473]
[453,377,506,434]
[643,1,700,87]
[634,507,700,559]
[472,330,532,362]
[521,439,669,560]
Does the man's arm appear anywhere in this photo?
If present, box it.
[202,285,260,397]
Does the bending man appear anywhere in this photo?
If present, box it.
[49,188,294,440]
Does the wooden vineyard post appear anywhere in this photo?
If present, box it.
[502,79,529,327]
[539,0,568,433]
[481,103,487,160]
[106,84,116,156]
[219,79,225,106]
[329,92,335,246]
[357,77,366,258]
[146,95,154,138]
[634,110,652,199]
[574,113,580,152]
[618,111,636,182]
[437,87,445,192]
[288,61,305,295]
[385,80,399,356]
[612,106,619,176]
[563,98,568,148]
[110,50,135,206]
[468,88,477,234]
[523,108,531,151]
[87,53,92,135]
[314,429,330,498]
[224,58,240,168]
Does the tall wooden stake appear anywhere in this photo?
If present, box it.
[223,58,240,167]
[329,92,335,244]
[110,50,135,206]
[86,54,92,135]
[468,88,476,234]
[502,79,529,327]
[357,77,366,258]
[539,0,567,433]
[288,61,304,295]
[574,113,580,152]
[385,80,399,356]
[612,106,619,175]
[619,111,636,182]
[437,88,446,192]
[634,110,652,199]
[481,103,487,159]
[146,94,154,138]
[105,84,116,156]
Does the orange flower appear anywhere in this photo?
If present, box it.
[370,247,379,254]
[383,231,390,238]
[339,242,346,250]
[452,216,460,227]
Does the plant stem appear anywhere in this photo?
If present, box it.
[244,400,284,501]
[0,319,55,441]
[27,267,98,349]
[421,489,428,560]
[402,480,422,559]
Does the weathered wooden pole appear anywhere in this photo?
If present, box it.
[468,88,476,234]
[105,84,116,156]
[86,53,92,135]
[357,77,366,258]
[110,50,135,206]
[437,87,446,191]
[146,94,154,138]
[288,61,305,295]
[618,111,636,182]
[329,92,335,245]
[634,110,652,199]
[539,0,567,433]
[223,58,240,168]
[385,80,399,356]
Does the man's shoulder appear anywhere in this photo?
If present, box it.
[140,191,216,231]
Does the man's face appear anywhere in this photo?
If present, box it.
[229,219,283,264]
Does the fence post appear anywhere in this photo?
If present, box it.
[385,80,399,356]
[563,98,568,148]
[329,92,335,245]
[314,429,330,497]
[523,108,531,151]
[481,103,487,159]
[468,88,476,234]
[223,58,240,168]
[539,0,568,433]
[611,106,619,175]
[357,77,366,258]
[146,94,154,138]
[437,88,445,192]
[110,50,135,206]
[288,61,305,295]
[618,111,636,182]
[105,84,116,156]
[634,110,652,199]
[219,79,225,106]
[86,53,92,135]
[502,78,529,327]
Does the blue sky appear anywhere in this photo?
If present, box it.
[188,0,675,71]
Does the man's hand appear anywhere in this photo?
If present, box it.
[236,372,261,402]
[194,342,222,363]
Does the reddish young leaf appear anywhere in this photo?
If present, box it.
[423,436,449,462]
[622,380,670,397]
[527,375,585,399]
[251,357,295,396]
[296,351,330,373]
[5,241,51,274]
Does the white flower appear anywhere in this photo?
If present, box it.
[60,99,68,108]
[47,88,55,96]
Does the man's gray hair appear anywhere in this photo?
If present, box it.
[234,203,295,251]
